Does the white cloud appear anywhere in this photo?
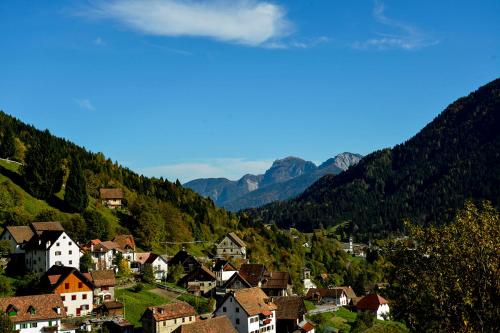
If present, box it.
[84,0,292,47]
[353,1,438,50]
[74,98,96,111]
[140,158,273,183]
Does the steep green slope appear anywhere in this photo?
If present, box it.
[248,78,500,239]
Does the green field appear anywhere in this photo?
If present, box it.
[115,284,172,327]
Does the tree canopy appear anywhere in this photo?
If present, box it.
[385,201,500,332]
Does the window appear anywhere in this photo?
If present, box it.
[65,307,68,312]
[31,322,38,328]
[69,260,73,265]
[61,296,65,301]
[65,283,70,289]
[236,319,240,325]
[55,251,61,256]
[21,323,28,329]
[55,261,62,266]
[48,321,53,327]
[189,317,192,322]
[69,242,72,246]
[236,307,239,313]
[72,295,76,301]
[182,318,185,323]
[78,282,83,288]
[222,307,226,312]
[56,243,60,246]
[82,294,87,300]
[69,250,72,255]
[163,321,166,326]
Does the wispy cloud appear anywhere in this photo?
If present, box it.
[93,37,106,45]
[81,0,293,47]
[266,36,331,49]
[353,1,438,50]
[140,158,273,183]
[74,98,96,111]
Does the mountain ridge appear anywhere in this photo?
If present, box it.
[184,152,363,211]
[246,78,500,239]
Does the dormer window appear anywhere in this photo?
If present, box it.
[27,306,36,315]
[6,304,18,316]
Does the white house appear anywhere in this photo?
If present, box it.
[41,266,94,317]
[305,288,348,306]
[302,268,317,293]
[213,259,238,286]
[135,253,169,281]
[0,294,76,333]
[215,232,247,260]
[356,294,390,320]
[215,287,277,333]
[23,222,80,275]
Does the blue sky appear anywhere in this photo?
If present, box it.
[0,0,498,182]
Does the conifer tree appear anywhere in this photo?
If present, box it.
[64,158,88,212]
[22,130,64,199]
[0,127,16,159]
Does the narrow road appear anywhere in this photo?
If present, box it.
[308,304,338,315]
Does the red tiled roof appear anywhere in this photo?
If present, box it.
[112,234,136,251]
[99,188,123,199]
[233,287,277,316]
[262,272,291,290]
[273,296,306,320]
[31,222,64,233]
[144,302,196,322]
[0,294,66,323]
[90,270,116,287]
[173,316,237,333]
[356,294,388,312]
[239,264,267,287]
[4,226,34,244]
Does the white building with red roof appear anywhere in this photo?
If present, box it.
[140,301,196,333]
[215,287,277,333]
[356,293,390,320]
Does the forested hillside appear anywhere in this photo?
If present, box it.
[247,78,500,240]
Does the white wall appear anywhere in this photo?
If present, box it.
[48,233,80,269]
[376,304,390,320]
[62,291,94,317]
[14,318,62,333]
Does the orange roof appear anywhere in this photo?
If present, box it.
[173,316,237,333]
[144,302,196,322]
[100,188,124,199]
[233,287,277,316]
[0,294,66,323]
[112,234,136,251]
[4,226,34,244]
[356,294,388,311]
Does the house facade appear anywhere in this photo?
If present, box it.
[140,302,196,333]
[222,272,252,294]
[215,233,247,260]
[215,287,277,333]
[356,294,390,320]
[305,288,348,306]
[213,259,238,287]
[89,269,116,304]
[41,266,94,317]
[100,188,124,209]
[0,294,74,333]
[178,265,216,297]
[24,230,80,275]
[168,250,200,274]
[134,253,169,281]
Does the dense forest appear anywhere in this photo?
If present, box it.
[247,78,500,240]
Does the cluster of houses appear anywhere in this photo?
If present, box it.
[0,218,390,333]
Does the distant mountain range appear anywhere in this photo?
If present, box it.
[184,153,362,211]
[246,78,500,240]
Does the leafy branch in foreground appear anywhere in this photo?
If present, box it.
[385,201,500,332]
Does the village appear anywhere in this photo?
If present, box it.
[0,190,391,333]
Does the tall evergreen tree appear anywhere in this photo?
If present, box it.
[64,158,88,212]
[22,130,64,199]
[0,127,16,159]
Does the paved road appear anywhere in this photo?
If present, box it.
[308,304,338,315]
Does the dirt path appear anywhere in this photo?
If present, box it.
[149,288,183,301]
